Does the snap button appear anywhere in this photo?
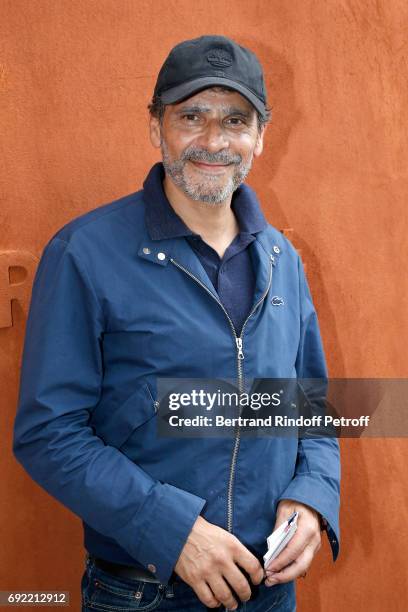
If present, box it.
[273,245,280,254]
[157,252,166,261]
[134,592,142,599]
[142,247,151,255]
[147,564,157,573]
[154,401,160,410]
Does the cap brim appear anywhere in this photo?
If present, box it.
[160,76,267,118]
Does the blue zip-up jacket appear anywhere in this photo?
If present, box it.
[13,170,340,584]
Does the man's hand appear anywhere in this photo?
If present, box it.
[264,500,321,587]
[174,516,264,610]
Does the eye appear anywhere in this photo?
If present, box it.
[225,117,246,126]
[182,113,200,122]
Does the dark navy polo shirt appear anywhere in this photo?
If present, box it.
[143,163,268,336]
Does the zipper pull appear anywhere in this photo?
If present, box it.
[236,337,244,360]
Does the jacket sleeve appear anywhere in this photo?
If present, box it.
[13,237,206,583]
[276,255,341,561]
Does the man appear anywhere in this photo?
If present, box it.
[13,35,340,611]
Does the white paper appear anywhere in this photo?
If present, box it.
[263,512,298,569]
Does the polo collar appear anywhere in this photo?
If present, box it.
[143,162,268,241]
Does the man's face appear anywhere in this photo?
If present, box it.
[150,88,265,205]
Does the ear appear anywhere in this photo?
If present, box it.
[149,116,161,149]
[254,125,266,158]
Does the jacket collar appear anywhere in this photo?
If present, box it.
[138,163,275,309]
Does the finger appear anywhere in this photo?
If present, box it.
[223,565,252,603]
[209,576,238,611]
[194,582,222,608]
[265,544,314,586]
[265,560,294,577]
[233,543,264,585]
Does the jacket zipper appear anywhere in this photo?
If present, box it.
[170,254,273,533]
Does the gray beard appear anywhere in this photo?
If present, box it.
[160,138,253,205]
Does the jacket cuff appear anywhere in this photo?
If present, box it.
[315,512,338,560]
[276,477,340,562]
[112,483,206,584]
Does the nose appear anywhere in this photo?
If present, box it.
[197,119,230,152]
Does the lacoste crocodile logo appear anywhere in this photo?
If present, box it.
[271,296,285,306]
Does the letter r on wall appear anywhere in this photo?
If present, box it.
[0,251,38,328]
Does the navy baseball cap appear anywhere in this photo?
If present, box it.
[153,35,268,119]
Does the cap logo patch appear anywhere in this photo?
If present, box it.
[206,49,233,68]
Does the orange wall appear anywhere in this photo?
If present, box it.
[1,1,407,610]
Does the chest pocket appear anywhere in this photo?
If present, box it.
[93,382,158,450]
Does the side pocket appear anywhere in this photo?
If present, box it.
[92,382,158,450]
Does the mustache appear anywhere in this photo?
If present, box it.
[181,147,242,165]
